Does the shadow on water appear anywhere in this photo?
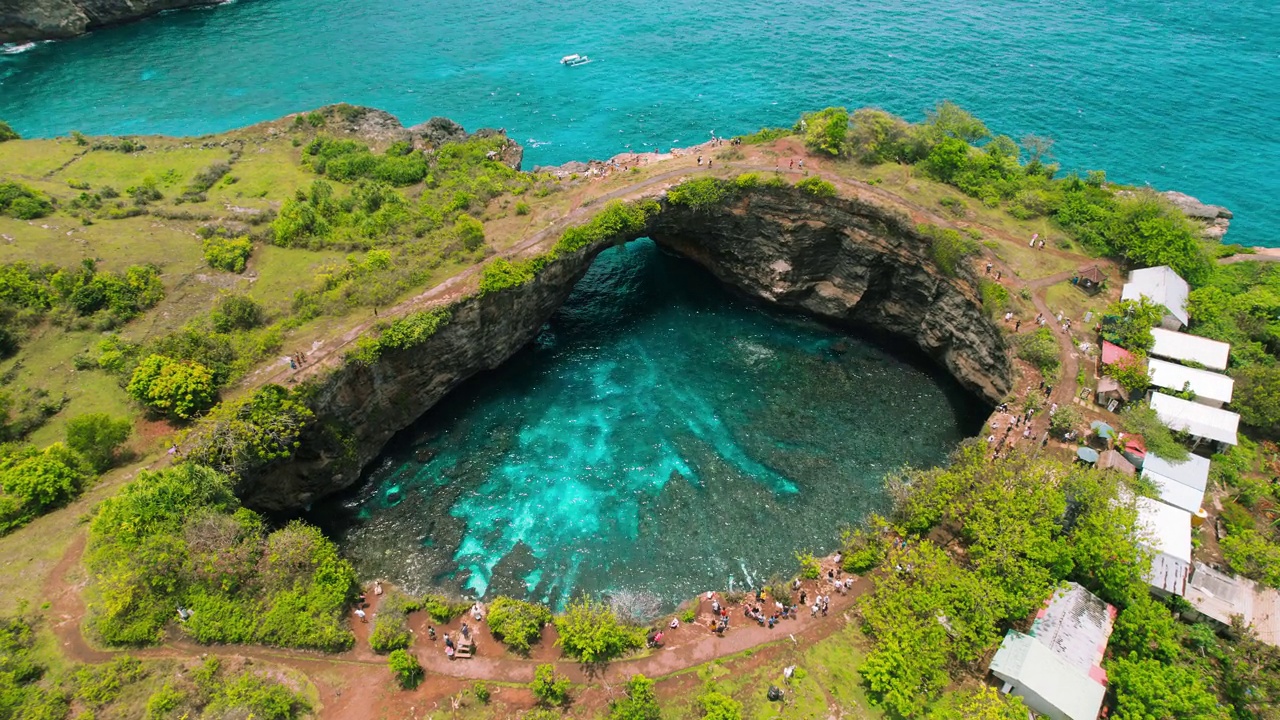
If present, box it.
[308,238,987,610]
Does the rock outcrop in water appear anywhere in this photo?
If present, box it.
[243,184,1011,511]
[0,0,219,42]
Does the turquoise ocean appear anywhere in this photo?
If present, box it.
[0,0,1276,245]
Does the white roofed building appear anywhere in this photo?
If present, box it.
[1142,452,1210,514]
[1146,358,1234,408]
[1150,392,1239,448]
[1137,496,1192,596]
[1149,328,1230,371]
[1122,266,1190,330]
[988,582,1114,720]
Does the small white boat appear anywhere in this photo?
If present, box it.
[561,54,590,67]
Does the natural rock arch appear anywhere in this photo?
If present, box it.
[244,184,1011,510]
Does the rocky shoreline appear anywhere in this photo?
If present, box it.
[0,0,224,43]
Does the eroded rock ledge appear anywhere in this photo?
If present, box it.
[0,0,222,43]
[243,184,1010,511]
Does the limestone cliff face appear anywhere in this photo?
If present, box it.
[245,185,1011,511]
[0,0,220,42]
[647,188,1011,406]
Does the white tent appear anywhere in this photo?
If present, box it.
[1149,328,1230,371]
[1146,358,1234,407]
[1150,392,1239,447]
[1122,266,1190,329]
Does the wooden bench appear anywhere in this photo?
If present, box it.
[454,638,475,658]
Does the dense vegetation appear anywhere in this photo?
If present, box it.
[553,596,646,663]
[0,616,311,720]
[486,596,553,653]
[84,463,356,650]
[859,444,1149,716]
[802,102,1216,284]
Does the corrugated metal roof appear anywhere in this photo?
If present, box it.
[1144,472,1206,513]
[1149,328,1230,371]
[990,632,1108,720]
[1186,562,1255,627]
[1150,392,1239,446]
[1122,266,1190,326]
[1029,582,1115,677]
[1143,452,1210,491]
[1147,358,1234,405]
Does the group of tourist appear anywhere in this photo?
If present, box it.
[986,401,1049,456]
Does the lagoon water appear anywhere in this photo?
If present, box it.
[0,0,1276,246]
[311,241,982,608]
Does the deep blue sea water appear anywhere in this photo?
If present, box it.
[311,241,981,608]
[1,0,1276,246]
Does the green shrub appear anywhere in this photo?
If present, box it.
[800,107,849,156]
[144,682,185,719]
[608,673,660,720]
[455,213,485,250]
[531,664,571,706]
[1107,654,1227,720]
[554,199,660,256]
[795,176,836,197]
[515,201,531,215]
[369,589,417,653]
[85,463,355,649]
[1016,327,1060,374]
[74,656,146,707]
[386,648,427,686]
[554,596,645,663]
[421,594,470,624]
[925,687,1028,720]
[1119,404,1189,461]
[795,551,821,579]
[0,182,53,219]
[206,670,311,720]
[667,177,730,208]
[916,224,978,276]
[127,354,218,420]
[1048,405,1083,438]
[0,121,18,142]
[979,279,1010,318]
[697,689,743,720]
[1220,529,1280,588]
[472,681,491,703]
[1220,500,1256,533]
[64,413,131,473]
[0,443,90,534]
[1232,364,1280,436]
[841,524,887,573]
[477,256,546,296]
[847,108,915,164]
[203,235,254,273]
[210,294,264,333]
[180,386,313,479]
[736,127,793,145]
[349,308,451,364]
[486,596,552,653]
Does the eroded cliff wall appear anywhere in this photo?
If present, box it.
[0,0,220,42]
[245,185,1011,510]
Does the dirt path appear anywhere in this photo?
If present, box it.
[45,531,863,716]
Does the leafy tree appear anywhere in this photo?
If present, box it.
[1120,404,1189,461]
[925,101,991,143]
[486,596,552,653]
[1220,529,1280,588]
[531,664,571,706]
[668,177,731,208]
[1106,191,1213,286]
[184,384,314,479]
[210,294,264,333]
[925,686,1028,720]
[609,674,661,720]
[1106,351,1151,395]
[65,413,132,472]
[1015,327,1059,374]
[1232,364,1280,436]
[387,649,424,689]
[1048,405,1083,438]
[800,107,849,157]
[795,176,836,197]
[0,443,90,533]
[1107,654,1228,720]
[847,109,913,164]
[127,354,218,420]
[1102,298,1169,353]
[920,137,972,183]
[697,689,743,720]
[0,121,18,142]
[0,182,52,220]
[553,596,644,663]
[202,236,254,273]
[455,213,485,251]
[1110,593,1180,661]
